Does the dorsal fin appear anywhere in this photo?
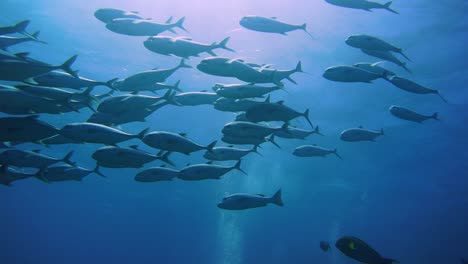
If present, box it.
[160,164,167,168]
[276,100,284,105]
[179,133,187,137]
[257,194,265,197]
[186,163,191,166]
[129,145,139,150]
[264,95,271,103]
[227,145,234,148]
[200,90,207,92]
[206,161,213,165]
[359,125,363,128]
[31,149,41,153]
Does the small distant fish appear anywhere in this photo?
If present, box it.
[0,164,39,186]
[385,76,447,103]
[217,189,283,210]
[240,16,313,38]
[203,145,260,161]
[116,80,182,94]
[293,145,342,159]
[29,71,117,90]
[143,131,216,155]
[274,126,321,139]
[178,160,245,181]
[346,34,409,60]
[97,90,173,114]
[94,8,145,24]
[221,134,280,148]
[325,0,399,14]
[144,36,234,58]
[0,20,44,41]
[0,31,44,50]
[113,60,190,91]
[340,127,384,142]
[214,97,269,113]
[135,166,179,182]
[323,65,383,83]
[320,241,331,252]
[335,236,399,264]
[41,164,104,182]
[222,121,288,139]
[389,105,438,123]
[59,123,148,146]
[106,17,187,36]
[213,83,282,99]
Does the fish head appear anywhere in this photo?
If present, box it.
[344,35,361,48]
[239,16,256,28]
[322,66,340,80]
[335,237,355,252]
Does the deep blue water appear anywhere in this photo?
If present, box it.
[1,0,467,263]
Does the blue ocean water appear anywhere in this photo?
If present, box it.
[1,0,467,263]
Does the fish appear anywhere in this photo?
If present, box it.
[14,85,97,112]
[0,149,74,169]
[213,83,282,99]
[245,101,313,127]
[0,115,58,143]
[197,57,271,83]
[41,164,104,182]
[217,189,283,210]
[203,146,260,161]
[274,126,322,139]
[94,8,145,24]
[385,76,447,102]
[174,91,220,106]
[59,123,148,146]
[240,16,313,38]
[105,17,187,36]
[335,236,399,264]
[389,105,438,123]
[88,101,171,126]
[325,0,399,14]
[234,112,252,122]
[0,143,8,149]
[257,61,304,84]
[361,49,411,73]
[144,36,234,58]
[0,49,30,61]
[97,90,173,114]
[112,60,191,91]
[0,164,39,186]
[353,62,396,77]
[178,160,245,181]
[28,71,117,90]
[0,20,44,41]
[340,127,384,142]
[323,65,383,83]
[40,134,83,146]
[143,131,217,155]
[221,134,280,148]
[92,145,173,168]
[320,241,331,252]
[0,31,44,50]
[293,145,342,159]
[222,121,289,138]
[135,166,179,182]
[116,80,182,93]
[346,34,409,60]
[214,97,269,113]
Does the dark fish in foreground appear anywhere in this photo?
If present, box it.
[245,101,313,128]
[217,189,283,210]
[178,160,245,181]
[0,149,74,169]
[293,145,342,159]
[92,145,173,168]
[94,8,145,24]
[0,115,58,143]
[0,31,44,50]
[143,131,216,155]
[0,164,40,186]
[40,164,104,182]
[28,71,117,90]
[340,127,384,142]
[0,20,44,41]
[320,241,331,252]
[106,17,187,36]
[336,236,399,264]
[385,76,447,103]
[135,166,179,182]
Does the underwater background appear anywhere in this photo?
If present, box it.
[1,0,467,263]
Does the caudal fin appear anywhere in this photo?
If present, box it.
[14,20,30,33]
[59,55,78,78]
[314,126,324,136]
[233,159,247,175]
[432,112,439,120]
[267,134,281,149]
[61,150,75,166]
[104,78,118,90]
[136,128,149,140]
[300,23,314,39]
[206,140,217,152]
[177,59,192,69]
[216,37,235,52]
[250,145,263,157]
[436,91,448,104]
[333,149,343,160]
[271,189,284,206]
[400,62,412,74]
[397,49,411,61]
[174,17,188,33]
[303,109,314,128]
[172,80,183,92]
[93,165,105,178]
[383,1,399,14]
[159,151,175,167]
[380,128,385,135]
[295,61,303,73]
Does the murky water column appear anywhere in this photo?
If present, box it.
[216,211,243,264]
[330,219,341,264]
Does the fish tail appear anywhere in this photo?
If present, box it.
[177,59,192,69]
[271,189,284,207]
[303,109,314,128]
[300,23,315,39]
[34,167,49,183]
[436,91,448,103]
[206,140,217,152]
[295,61,303,73]
[432,112,439,120]
[334,149,343,160]
[398,49,411,61]
[401,62,412,74]
[174,16,188,33]
[159,151,175,166]
[62,150,75,166]
[59,55,79,78]
[251,145,263,157]
[383,1,399,14]
[93,164,106,178]
[14,20,30,33]
[172,80,183,92]
[380,128,385,135]
[233,159,247,175]
[105,78,119,90]
[136,128,149,140]
[217,36,235,52]
[267,134,281,149]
